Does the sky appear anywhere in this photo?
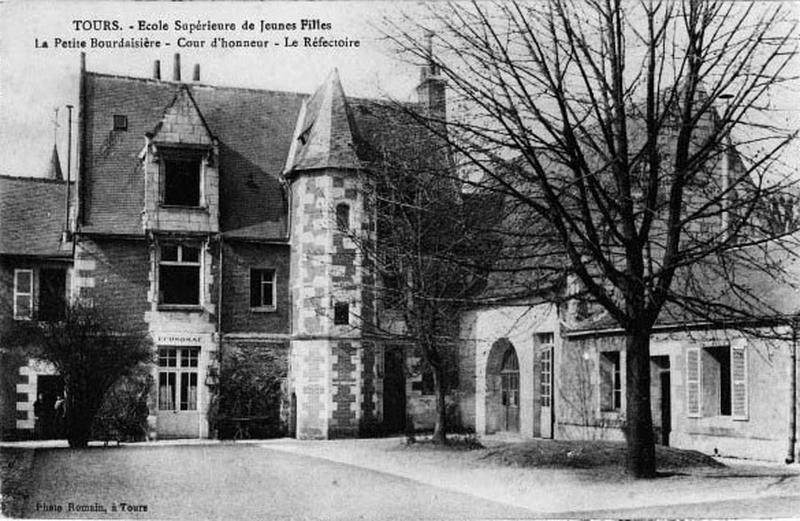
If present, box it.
[0,1,798,181]
[0,1,421,179]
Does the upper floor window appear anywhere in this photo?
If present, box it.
[13,268,67,321]
[250,268,276,310]
[159,244,201,306]
[333,302,349,325]
[38,268,66,322]
[13,269,33,320]
[336,203,350,231]
[162,153,202,207]
[112,115,128,131]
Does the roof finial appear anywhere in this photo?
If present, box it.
[52,106,60,147]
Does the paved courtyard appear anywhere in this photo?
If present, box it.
[5,438,800,519]
[16,443,533,520]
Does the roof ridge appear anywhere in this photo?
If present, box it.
[0,174,73,185]
[86,71,311,98]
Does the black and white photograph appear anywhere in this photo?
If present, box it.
[1,0,800,518]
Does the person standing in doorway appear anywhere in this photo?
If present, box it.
[53,394,66,438]
[33,393,46,439]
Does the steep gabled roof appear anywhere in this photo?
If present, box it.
[80,72,306,238]
[0,175,73,257]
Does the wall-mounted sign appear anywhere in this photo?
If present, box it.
[155,333,205,345]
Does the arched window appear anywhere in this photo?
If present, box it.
[501,348,519,371]
[336,203,350,230]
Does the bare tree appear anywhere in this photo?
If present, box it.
[385,0,798,476]
[347,105,502,443]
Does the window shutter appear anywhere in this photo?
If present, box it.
[686,347,701,418]
[731,345,748,420]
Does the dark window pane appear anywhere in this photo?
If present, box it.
[15,271,32,293]
[161,245,179,261]
[160,265,200,304]
[334,302,349,325]
[250,269,275,308]
[38,269,66,321]
[163,159,200,206]
[336,203,350,230]
[181,246,199,263]
[113,115,127,131]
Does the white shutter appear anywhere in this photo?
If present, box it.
[686,347,701,418]
[731,345,748,420]
[13,269,33,320]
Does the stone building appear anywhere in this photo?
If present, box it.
[4,52,800,464]
[1,53,447,441]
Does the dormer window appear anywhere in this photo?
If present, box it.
[161,150,203,207]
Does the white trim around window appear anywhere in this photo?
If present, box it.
[13,269,33,320]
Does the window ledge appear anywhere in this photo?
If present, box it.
[250,306,277,313]
[157,304,203,312]
[159,204,208,212]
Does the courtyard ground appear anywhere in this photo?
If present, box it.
[2,437,800,519]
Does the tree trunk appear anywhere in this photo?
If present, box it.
[625,328,656,478]
[431,367,448,444]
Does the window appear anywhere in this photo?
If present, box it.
[159,244,201,306]
[250,269,276,310]
[113,114,128,131]
[13,269,33,320]
[38,268,66,322]
[162,155,201,207]
[336,203,350,231]
[158,347,199,411]
[600,351,622,412]
[687,345,748,420]
[334,302,349,325]
[538,333,555,407]
[500,348,520,407]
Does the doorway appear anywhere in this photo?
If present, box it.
[156,347,201,438]
[383,347,406,434]
[36,375,64,439]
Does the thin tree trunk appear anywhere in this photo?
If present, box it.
[625,328,656,477]
[431,367,448,444]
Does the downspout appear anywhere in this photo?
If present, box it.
[76,52,86,229]
[787,323,797,464]
[216,233,224,438]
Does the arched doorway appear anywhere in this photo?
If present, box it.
[485,339,520,433]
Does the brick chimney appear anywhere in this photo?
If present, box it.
[173,53,181,82]
[193,64,200,82]
[153,60,161,80]
[415,32,446,122]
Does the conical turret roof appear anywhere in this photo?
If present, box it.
[285,69,362,172]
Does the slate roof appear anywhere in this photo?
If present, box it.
[285,70,363,173]
[80,72,306,238]
[0,175,73,257]
[81,70,439,241]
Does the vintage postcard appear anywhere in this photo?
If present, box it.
[1,1,799,519]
